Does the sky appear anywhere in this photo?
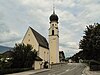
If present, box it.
[0,0,100,57]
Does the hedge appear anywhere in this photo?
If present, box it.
[0,68,34,74]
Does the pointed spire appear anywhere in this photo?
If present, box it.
[53,6,55,14]
[49,0,58,22]
[53,0,55,14]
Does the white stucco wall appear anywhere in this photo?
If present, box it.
[22,27,39,51]
[49,36,59,64]
[49,21,59,64]
[33,61,42,70]
[39,46,49,62]
[49,22,58,36]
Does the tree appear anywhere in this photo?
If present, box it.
[79,23,100,61]
[24,50,37,68]
[12,43,37,68]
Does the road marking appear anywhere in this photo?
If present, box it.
[66,69,69,72]
[57,65,77,75]
[48,73,56,75]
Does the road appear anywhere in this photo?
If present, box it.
[32,63,86,75]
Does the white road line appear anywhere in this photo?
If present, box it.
[66,69,69,72]
[48,73,56,75]
[57,65,77,75]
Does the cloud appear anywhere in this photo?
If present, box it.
[57,0,100,57]
[0,22,21,44]
[0,0,100,57]
[0,8,21,46]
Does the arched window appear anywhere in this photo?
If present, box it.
[52,30,54,35]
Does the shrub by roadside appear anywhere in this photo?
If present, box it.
[0,68,34,74]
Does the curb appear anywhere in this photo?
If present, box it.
[82,67,89,75]
[82,67,87,75]
[31,69,50,74]
[82,66,92,75]
[82,64,88,75]
[6,69,50,75]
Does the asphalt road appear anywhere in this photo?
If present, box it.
[32,63,86,75]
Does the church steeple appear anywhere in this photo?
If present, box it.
[49,4,59,64]
[53,2,55,14]
[49,0,59,23]
[49,11,59,23]
[53,9,55,14]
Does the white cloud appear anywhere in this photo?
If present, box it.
[0,23,21,44]
[0,0,100,57]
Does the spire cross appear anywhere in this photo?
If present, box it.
[53,0,55,14]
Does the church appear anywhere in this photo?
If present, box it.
[22,10,60,69]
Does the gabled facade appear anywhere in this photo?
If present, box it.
[22,27,49,69]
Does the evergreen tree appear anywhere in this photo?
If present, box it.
[79,23,100,61]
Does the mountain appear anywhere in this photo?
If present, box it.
[0,45,12,53]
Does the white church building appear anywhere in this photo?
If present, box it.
[22,11,59,69]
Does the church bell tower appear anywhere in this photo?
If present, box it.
[49,10,59,64]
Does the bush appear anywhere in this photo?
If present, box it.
[1,68,34,74]
[0,70,3,75]
[89,60,100,71]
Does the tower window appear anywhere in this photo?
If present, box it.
[52,30,54,35]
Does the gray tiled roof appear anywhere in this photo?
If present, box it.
[30,27,49,49]
[59,51,65,59]
[2,51,14,58]
[35,56,43,61]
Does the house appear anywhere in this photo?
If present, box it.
[22,27,49,69]
[0,51,14,69]
[59,51,65,63]
[1,51,14,62]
